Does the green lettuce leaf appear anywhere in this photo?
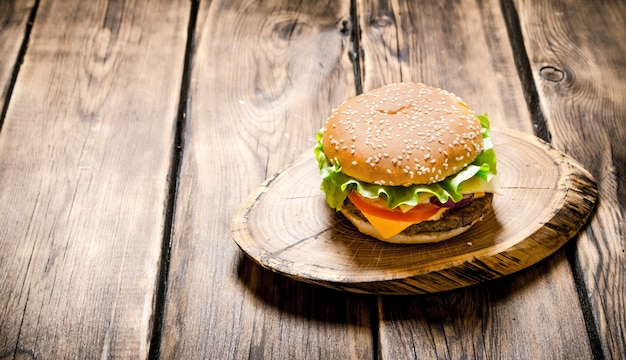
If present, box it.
[314,113,498,211]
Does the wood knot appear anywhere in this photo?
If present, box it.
[539,66,565,82]
[274,19,312,41]
[370,16,393,28]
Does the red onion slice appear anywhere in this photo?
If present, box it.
[430,194,474,209]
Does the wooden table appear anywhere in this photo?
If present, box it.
[0,0,623,359]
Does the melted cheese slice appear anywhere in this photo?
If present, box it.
[360,208,447,239]
[360,213,415,239]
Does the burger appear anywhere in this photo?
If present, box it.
[314,82,500,244]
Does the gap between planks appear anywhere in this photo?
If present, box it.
[147,0,201,358]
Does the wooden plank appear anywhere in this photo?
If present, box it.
[355,0,595,358]
[357,0,533,133]
[0,0,189,358]
[513,0,626,357]
[378,262,591,359]
[0,0,36,114]
[159,0,374,359]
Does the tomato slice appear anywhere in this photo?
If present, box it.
[347,191,442,222]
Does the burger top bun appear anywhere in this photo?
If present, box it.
[322,83,484,186]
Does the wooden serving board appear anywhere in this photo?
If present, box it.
[230,129,597,295]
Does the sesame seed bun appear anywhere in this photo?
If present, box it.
[322,82,483,186]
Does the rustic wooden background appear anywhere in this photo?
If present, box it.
[0,0,623,359]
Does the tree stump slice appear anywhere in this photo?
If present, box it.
[231,129,597,294]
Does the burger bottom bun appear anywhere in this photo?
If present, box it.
[340,193,493,244]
